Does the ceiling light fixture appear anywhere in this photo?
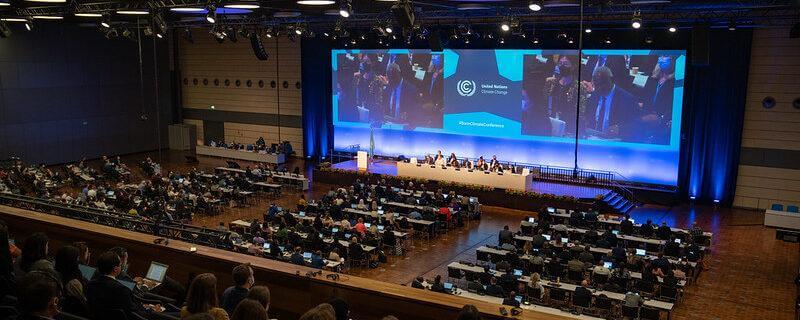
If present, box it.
[206,5,217,23]
[224,3,261,9]
[170,7,205,13]
[116,10,149,15]
[75,13,103,18]
[528,1,542,11]
[668,24,677,33]
[297,0,335,4]
[100,14,111,28]
[339,0,352,18]
[631,10,642,29]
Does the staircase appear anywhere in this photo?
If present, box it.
[600,190,638,215]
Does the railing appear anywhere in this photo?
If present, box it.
[0,193,231,249]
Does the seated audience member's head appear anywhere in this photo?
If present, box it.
[186,273,221,314]
[382,316,399,320]
[108,246,129,273]
[327,298,349,320]
[20,232,49,272]
[457,304,482,320]
[17,270,62,318]
[232,263,255,289]
[54,245,81,284]
[96,251,122,277]
[231,298,268,320]
[299,303,336,320]
[73,241,91,265]
[246,285,271,312]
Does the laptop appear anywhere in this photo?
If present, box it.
[332,227,339,233]
[344,233,352,239]
[303,252,312,260]
[377,225,385,231]
[527,217,535,223]
[612,230,620,235]
[635,249,646,256]
[674,238,681,244]
[561,237,569,243]
[365,223,372,228]
[515,295,523,303]
[144,262,169,288]
[118,279,136,291]
[513,269,523,277]
[443,282,453,291]
[547,207,555,213]
[377,210,384,215]
[263,243,271,250]
[378,205,383,210]
[79,264,96,281]
[603,261,613,269]
[543,234,551,241]
[351,204,357,209]
[299,211,306,217]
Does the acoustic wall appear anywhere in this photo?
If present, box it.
[178,29,304,156]
[734,27,800,209]
[0,24,172,165]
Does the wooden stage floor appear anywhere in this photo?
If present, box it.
[70,150,798,320]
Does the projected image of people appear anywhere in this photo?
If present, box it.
[334,51,443,130]
[522,54,581,137]
[579,54,677,144]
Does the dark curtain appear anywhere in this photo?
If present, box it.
[301,38,333,160]
[679,29,753,205]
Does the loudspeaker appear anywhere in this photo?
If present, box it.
[250,33,269,61]
[762,96,776,109]
[691,25,710,66]
[428,30,443,52]
[391,0,415,31]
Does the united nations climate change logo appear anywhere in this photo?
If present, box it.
[457,80,476,97]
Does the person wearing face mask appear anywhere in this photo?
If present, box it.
[221,263,256,315]
[637,55,676,144]
[543,55,582,137]
[583,65,637,140]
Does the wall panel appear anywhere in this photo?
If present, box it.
[734,27,800,209]
[179,32,304,156]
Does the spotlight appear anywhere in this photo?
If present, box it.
[604,36,612,44]
[689,195,696,200]
[532,37,539,44]
[156,33,163,39]
[206,5,217,24]
[668,24,677,33]
[528,0,542,11]
[500,21,510,32]
[339,0,351,18]
[713,199,720,203]
[727,19,736,31]
[585,26,592,33]
[105,27,118,39]
[100,14,111,28]
[295,28,303,35]
[24,18,32,31]
[631,10,642,29]
[385,25,393,34]
[499,37,505,44]
[567,37,574,44]
[557,30,567,40]
[644,35,653,44]
[265,28,274,38]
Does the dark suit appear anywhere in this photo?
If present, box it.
[573,286,593,308]
[86,276,145,319]
[498,230,514,246]
[583,55,631,91]
[582,85,637,140]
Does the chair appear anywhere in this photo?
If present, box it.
[447,267,463,283]
[548,287,570,308]
[466,281,483,293]
[477,251,491,264]
[659,285,680,302]
[593,273,608,285]
[636,280,656,297]
[592,294,614,318]
[771,203,784,211]
[527,286,543,303]
[788,205,799,213]
[639,306,661,320]
[621,305,639,319]
[572,291,592,314]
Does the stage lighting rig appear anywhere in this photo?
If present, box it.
[668,24,677,33]
[206,4,217,23]
[339,0,352,18]
[631,10,642,29]
[528,1,542,11]
[100,14,111,28]
[24,17,32,31]
[391,0,414,32]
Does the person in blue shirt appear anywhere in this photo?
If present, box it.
[310,250,326,269]
[267,204,280,218]
[290,247,304,266]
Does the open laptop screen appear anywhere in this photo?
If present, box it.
[145,262,169,283]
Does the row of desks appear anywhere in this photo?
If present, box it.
[546,209,713,241]
[447,261,675,312]
[215,166,309,190]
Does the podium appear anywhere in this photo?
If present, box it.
[357,151,369,171]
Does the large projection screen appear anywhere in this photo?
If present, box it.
[331,49,686,186]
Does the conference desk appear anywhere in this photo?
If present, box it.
[397,162,532,191]
[447,262,675,313]
[547,210,714,242]
[476,246,688,286]
[230,219,379,254]
[197,145,286,164]
[215,166,309,190]
[765,209,800,230]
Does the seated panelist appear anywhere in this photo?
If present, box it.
[476,156,487,171]
[489,155,500,172]
[447,153,459,167]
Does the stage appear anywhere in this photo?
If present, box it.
[331,159,610,199]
